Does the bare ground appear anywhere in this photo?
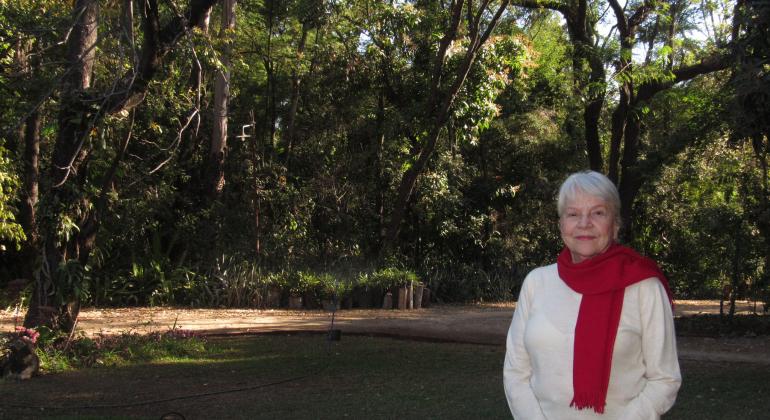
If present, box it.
[2,299,768,364]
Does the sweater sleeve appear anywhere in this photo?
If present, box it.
[619,278,682,420]
[503,272,547,420]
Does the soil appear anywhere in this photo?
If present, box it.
[2,299,768,364]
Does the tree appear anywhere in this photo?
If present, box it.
[381,0,513,253]
[511,0,734,238]
[729,0,770,304]
[24,0,219,330]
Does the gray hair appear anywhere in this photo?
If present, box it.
[557,170,622,227]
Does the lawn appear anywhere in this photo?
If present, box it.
[0,334,767,419]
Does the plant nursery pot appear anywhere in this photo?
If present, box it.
[408,283,414,309]
[421,287,431,308]
[413,284,424,309]
[352,287,372,308]
[382,291,393,309]
[322,299,340,312]
[266,287,282,308]
[397,286,409,310]
[304,291,320,309]
[370,286,384,308]
[288,294,303,309]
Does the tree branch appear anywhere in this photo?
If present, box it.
[636,50,732,103]
[510,0,568,14]
[628,0,655,30]
[104,0,219,114]
[478,0,512,48]
[607,0,628,36]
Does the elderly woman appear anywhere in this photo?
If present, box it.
[503,171,681,419]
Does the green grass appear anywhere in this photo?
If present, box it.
[666,359,770,419]
[28,330,213,373]
[0,334,768,419]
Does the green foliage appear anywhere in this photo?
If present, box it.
[0,0,757,311]
[366,267,420,290]
[53,259,90,305]
[0,145,25,251]
[639,141,764,299]
[421,263,518,303]
[198,256,267,307]
[729,1,769,144]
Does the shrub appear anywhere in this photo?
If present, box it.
[368,268,420,290]
[421,264,518,303]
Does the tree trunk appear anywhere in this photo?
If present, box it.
[608,82,631,184]
[617,115,643,240]
[262,0,277,160]
[584,94,605,171]
[375,91,387,251]
[208,0,236,198]
[189,8,211,92]
[19,111,40,264]
[25,0,99,331]
[284,23,310,168]
[14,34,41,286]
[752,136,770,305]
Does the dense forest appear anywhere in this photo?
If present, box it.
[0,0,767,330]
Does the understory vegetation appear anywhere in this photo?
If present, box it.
[0,325,212,374]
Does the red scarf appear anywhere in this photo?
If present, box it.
[557,244,673,414]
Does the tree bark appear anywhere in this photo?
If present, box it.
[189,8,211,92]
[208,0,237,198]
[18,112,41,288]
[608,82,631,184]
[284,23,310,168]
[13,35,41,286]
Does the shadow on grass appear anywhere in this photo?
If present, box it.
[0,334,767,419]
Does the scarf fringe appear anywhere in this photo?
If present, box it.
[570,395,606,414]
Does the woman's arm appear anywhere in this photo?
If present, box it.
[503,273,547,420]
[619,278,682,420]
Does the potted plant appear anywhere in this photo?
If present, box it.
[285,271,307,309]
[318,273,340,311]
[265,272,286,308]
[352,273,373,308]
[298,271,321,309]
[370,268,420,310]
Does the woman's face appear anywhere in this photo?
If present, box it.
[559,191,618,263]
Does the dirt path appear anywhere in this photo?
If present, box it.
[2,300,768,364]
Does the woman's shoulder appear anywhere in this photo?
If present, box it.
[523,263,559,284]
[626,276,666,293]
[625,277,672,310]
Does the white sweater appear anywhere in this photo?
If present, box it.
[503,264,681,420]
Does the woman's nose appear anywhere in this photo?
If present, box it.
[577,214,592,227]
